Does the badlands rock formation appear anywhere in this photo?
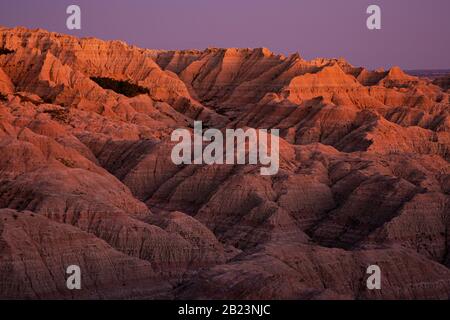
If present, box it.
[434,74,450,91]
[0,26,449,299]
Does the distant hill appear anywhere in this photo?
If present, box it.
[406,69,450,79]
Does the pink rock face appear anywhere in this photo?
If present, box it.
[0,27,449,300]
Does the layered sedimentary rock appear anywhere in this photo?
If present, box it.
[0,67,14,95]
[0,209,169,299]
[0,26,449,299]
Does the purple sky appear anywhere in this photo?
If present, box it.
[0,0,449,70]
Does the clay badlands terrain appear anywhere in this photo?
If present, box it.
[0,26,449,300]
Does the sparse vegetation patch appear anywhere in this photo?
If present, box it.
[90,77,149,97]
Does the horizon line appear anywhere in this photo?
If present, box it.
[1,24,450,73]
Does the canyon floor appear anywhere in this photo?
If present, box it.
[0,26,449,299]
